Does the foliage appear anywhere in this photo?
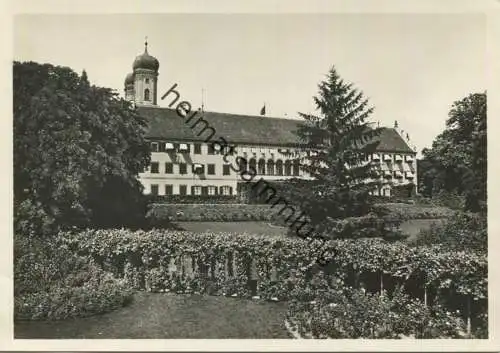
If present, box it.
[147,203,281,223]
[418,92,486,213]
[375,203,456,221]
[13,61,151,235]
[60,229,487,304]
[278,67,391,237]
[14,233,133,321]
[410,212,487,252]
[287,274,467,339]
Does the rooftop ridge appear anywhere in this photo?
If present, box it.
[137,105,301,123]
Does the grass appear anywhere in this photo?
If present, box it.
[15,292,290,339]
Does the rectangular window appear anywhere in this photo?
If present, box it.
[207,144,215,155]
[179,185,187,195]
[178,143,190,153]
[150,142,159,152]
[208,186,217,195]
[223,164,231,175]
[193,186,202,195]
[165,184,173,195]
[192,164,204,174]
[194,143,202,154]
[150,162,159,174]
[221,186,232,196]
[165,162,173,174]
[179,163,187,175]
[150,184,159,195]
[207,164,215,175]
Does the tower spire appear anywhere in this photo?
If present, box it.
[144,36,148,53]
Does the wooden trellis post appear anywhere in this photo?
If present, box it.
[467,296,472,337]
[380,272,384,297]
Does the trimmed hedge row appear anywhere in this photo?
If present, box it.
[149,195,240,204]
[146,203,281,223]
[146,202,455,224]
[378,203,455,221]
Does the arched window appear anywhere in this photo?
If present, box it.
[144,88,150,101]
[258,159,266,175]
[249,158,257,174]
[292,160,300,176]
[267,159,275,175]
[284,160,292,176]
[276,160,284,176]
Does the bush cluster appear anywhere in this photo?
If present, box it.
[410,212,487,252]
[287,272,467,339]
[14,234,134,321]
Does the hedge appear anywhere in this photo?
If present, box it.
[146,203,282,223]
[60,228,486,334]
[146,202,455,224]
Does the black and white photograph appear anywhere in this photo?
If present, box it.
[5,0,499,351]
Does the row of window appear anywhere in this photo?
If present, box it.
[371,153,414,163]
[150,184,234,196]
[149,162,230,176]
[147,159,302,176]
[150,142,228,155]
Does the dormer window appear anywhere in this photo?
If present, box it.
[144,88,150,101]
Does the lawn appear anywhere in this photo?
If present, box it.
[15,292,290,339]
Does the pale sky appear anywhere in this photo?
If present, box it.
[13,13,486,154]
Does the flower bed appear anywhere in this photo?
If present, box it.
[286,274,468,339]
[14,234,133,321]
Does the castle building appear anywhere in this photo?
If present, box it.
[125,42,417,200]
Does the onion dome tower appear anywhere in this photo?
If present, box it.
[124,37,160,106]
[124,72,135,102]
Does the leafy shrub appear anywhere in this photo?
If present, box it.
[14,233,133,321]
[287,273,467,339]
[410,212,487,252]
[61,229,486,303]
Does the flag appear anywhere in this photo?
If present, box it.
[260,104,266,116]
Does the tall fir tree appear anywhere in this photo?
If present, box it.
[279,66,391,238]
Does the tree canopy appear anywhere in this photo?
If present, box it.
[418,92,486,212]
[14,61,151,235]
[277,66,389,237]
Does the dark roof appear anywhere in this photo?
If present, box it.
[137,106,415,153]
[370,128,415,153]
[137,106,303,146]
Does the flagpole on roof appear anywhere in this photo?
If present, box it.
[201,88,205,113]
